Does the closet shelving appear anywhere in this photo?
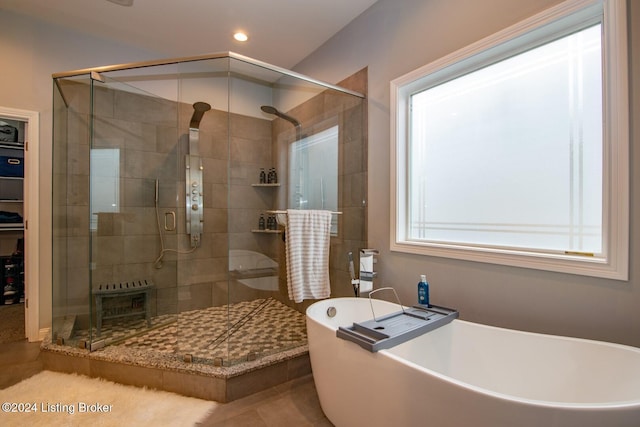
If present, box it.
[0,140,25,232]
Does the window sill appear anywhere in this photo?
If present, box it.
[390,240,628,281]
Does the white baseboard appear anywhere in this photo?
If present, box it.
[35,327,50,342]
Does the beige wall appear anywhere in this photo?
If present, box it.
[294,0,640,347]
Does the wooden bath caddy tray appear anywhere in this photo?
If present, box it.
[337,287,458,352]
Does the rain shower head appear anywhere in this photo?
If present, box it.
[190,102,211,129]
[260,105,278,115]
[260,105,301,128]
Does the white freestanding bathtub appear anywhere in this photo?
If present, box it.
[306,297,640,427]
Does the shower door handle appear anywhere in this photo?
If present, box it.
[164,211,176,231]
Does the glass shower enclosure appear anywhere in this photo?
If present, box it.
[51,52,366,367]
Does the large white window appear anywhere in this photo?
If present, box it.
[391,0,628,280]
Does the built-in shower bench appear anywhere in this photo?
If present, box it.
[92,280,155,336]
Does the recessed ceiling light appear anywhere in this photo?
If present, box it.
[233,32,248,42]
[106,0,134,6]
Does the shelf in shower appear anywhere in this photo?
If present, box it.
[251,183,280,187]
[251,229,282,234]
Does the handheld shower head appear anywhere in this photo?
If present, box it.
[190,102,211,129]
[260,105,301,128]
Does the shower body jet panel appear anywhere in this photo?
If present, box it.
[185,102,211,248]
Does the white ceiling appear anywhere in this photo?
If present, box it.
[0,0,378,69]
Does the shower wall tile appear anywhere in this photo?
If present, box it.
[122,235,160,264]
[93,116,156,152]
[229,232,260,254]
[158,236,179,265]
[57,80,91,115]
[66,143,90,176]
[118,208,155,236]
[95,212,126,236]
[66,206,90,237]
[125,122,159,153]
[177,233,214,260]
[66,174,89,206]
[51,209,67,238]
[342,172,366,209]
[203,208,228,234]
[196,128,229,161]
[204,183,228,209]
[342,136,364,177]
[178,257,227,286]
[65,267,90,302]
[66,236,90,268]
[229,162,276,188]
[228,207,264,233]
[230,136,271,165]
[156,287,178,315]
[91,265,115,285]
[202,158,228,184]
[93,235,125,266]
[93,85,116,119]
[230,113,271,141]
[156,125,178,154]
[342,105,364,144]
[124,149,177,180]
[111,262,154,284]
[341,207,366,242]
[150,260,177,289]
[177,282,213,311]
[157,181,180,209]
[229,185,272,210]
[122,178,157,208]
[53,145,68,180]
[208,233,230,258]
[114,90,177,127]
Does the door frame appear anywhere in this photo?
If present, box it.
[0,106,39,342]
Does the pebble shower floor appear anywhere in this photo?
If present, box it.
[73,298,307,366]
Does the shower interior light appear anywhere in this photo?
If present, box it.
[233,32,249,42]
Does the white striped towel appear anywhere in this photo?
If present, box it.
[285,209,332,303]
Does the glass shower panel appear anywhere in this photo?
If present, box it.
[174,58,231,365]
[52,52,366,369]
[225,58,347,365]
[225,62,281,366]
[88,70,180,348]
[52,74,92,348]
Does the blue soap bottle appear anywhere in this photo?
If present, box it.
[418,274,430,306]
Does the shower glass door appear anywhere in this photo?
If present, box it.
[175,57,231,365]
[87,68,180,349]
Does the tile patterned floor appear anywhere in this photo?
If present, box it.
[74,298,307,366]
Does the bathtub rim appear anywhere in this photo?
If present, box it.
[307,297,640,410]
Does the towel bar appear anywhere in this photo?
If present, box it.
[266,210,342,215]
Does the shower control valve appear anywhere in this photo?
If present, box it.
[192,204,199,211]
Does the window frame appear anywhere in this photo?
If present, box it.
[390,0,629,280]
